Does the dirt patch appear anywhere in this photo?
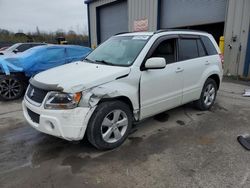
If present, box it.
[197,136,215,145]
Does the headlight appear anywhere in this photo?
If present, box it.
[44,92,82,109]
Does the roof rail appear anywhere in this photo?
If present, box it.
[114,31,132,35]
[154,29,208,34]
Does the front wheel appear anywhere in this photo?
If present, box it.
[0,75,25,101]
[87,101,132,150]
[194,78,217,111]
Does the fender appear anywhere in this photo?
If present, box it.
[79,79,140,121]
[198,64,222,95]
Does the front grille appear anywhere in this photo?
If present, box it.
[27,84,48,104]
[27,108,40,124]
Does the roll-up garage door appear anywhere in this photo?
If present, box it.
[97,0,128,44]
[160,0,227,28]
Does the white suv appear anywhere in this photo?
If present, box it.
[23,30,223,150]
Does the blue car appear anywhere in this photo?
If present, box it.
[0,45,92,100]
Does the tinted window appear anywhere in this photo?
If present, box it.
[179,39,199,61]
[197,39,207,57]
[151,38,176,64]
[201,36,217,55]
[16,44,31,52]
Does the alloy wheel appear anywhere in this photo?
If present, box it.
[0,77,22,100]
[203,83,215,106]
[101,109,128,144]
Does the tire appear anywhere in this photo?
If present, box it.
[87,100,133,150]
[0,75,25,101]
[194,78,218,111]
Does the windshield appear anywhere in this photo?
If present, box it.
[86,35,150,66]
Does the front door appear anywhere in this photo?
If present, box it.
[140,37,183,119]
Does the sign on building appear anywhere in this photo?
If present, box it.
[133,19,148,32]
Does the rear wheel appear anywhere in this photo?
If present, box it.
[87,101,132,150]
[194,78,217,111]
[0,75,25,101]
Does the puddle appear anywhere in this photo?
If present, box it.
[32,146,65,166]
[176,120,185,126]
[62,155,91,174]
[196,113,205,116]
[154,112,169,122]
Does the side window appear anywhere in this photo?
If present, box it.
[197,39,207,57]
[201,36,217,55]
[150,38,176,64]
[179,39,199,61]
[16,44,31,52]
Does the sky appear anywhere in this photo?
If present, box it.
[0,0,88,34]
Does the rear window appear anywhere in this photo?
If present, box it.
[178,39,199,61]
[200,36,217,55]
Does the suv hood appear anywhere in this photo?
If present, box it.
[33,61,131,93]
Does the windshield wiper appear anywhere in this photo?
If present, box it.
[84,57,96,63]
[95,60,115,66]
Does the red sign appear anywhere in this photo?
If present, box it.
[133,19,148,32]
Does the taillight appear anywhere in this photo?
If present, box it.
[219,53,224,68]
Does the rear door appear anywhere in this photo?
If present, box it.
[178,35,213,104]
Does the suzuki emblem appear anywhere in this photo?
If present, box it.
[30,89,35,98]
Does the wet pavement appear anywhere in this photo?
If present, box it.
[0,81,250,188]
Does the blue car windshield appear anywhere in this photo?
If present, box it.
[86,36,150,66]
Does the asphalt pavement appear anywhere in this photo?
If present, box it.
[0,80,250,188]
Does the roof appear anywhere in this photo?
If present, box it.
[116,32,154,37]
[115,29,209,37]
[154,29,208,34]
[84,0,95,4]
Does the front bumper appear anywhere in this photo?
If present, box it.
[22,98,94,141]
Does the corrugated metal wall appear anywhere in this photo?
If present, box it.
[89,0,158,47]
[128,0,158,32]
[224,0,250,77]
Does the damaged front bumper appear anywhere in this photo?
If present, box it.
[22,98,95,141]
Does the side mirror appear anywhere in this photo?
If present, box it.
[13,49,19,53]
[144,57,166,70]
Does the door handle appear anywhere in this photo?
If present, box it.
[175,67,184,73]
[205,61,210,65]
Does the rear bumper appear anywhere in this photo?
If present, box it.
[22,98,94,141]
